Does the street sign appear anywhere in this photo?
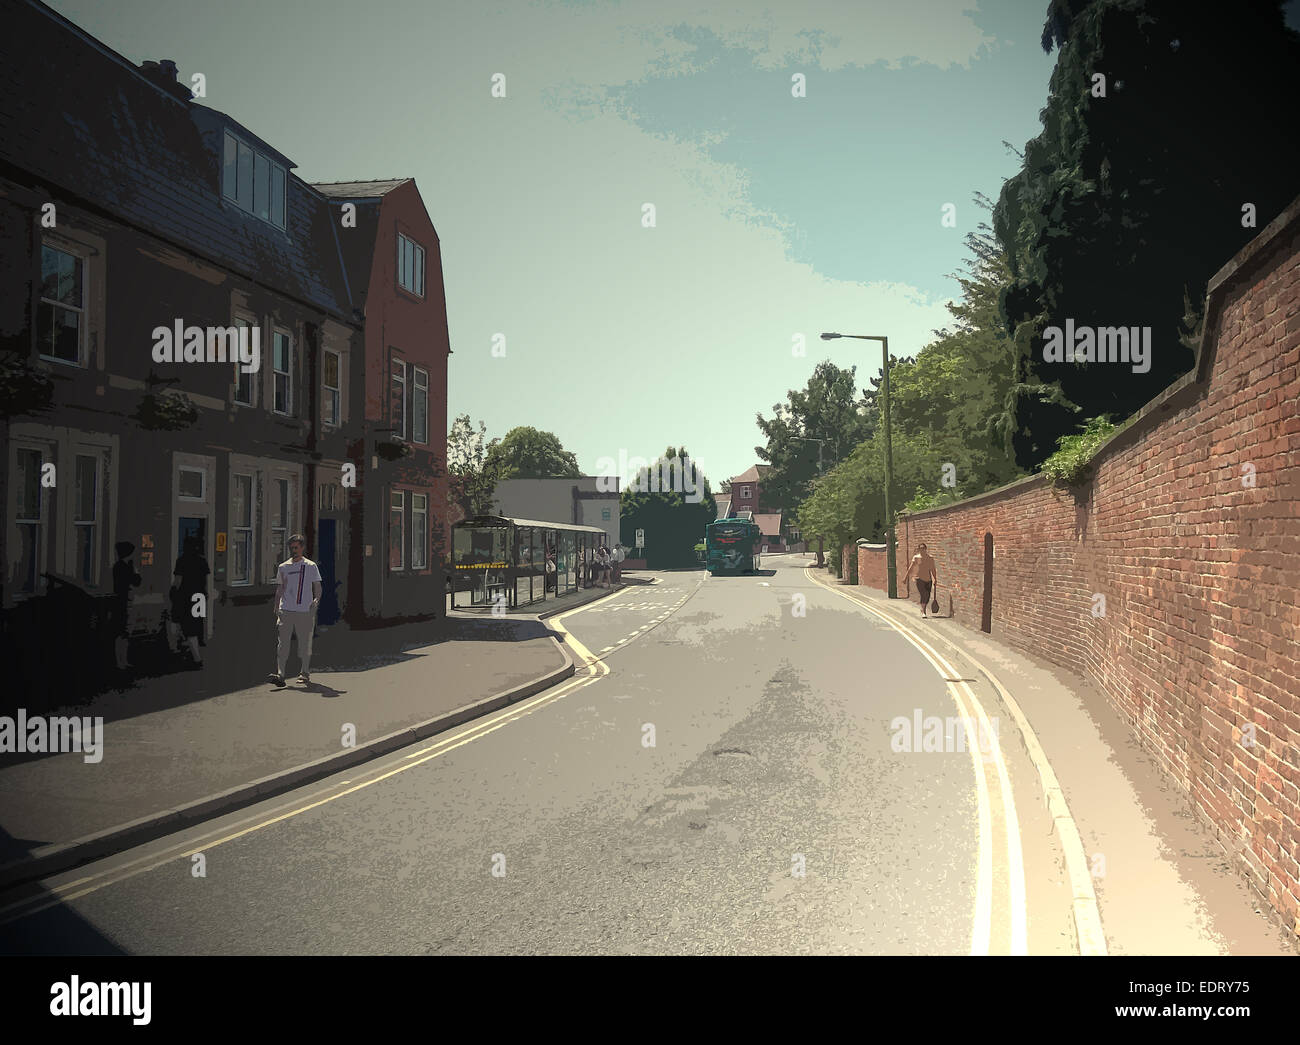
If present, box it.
[635,528,645,547]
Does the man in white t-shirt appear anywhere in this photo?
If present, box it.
[268,534,323,687]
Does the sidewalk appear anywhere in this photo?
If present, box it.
[815,569,1298,955]
[0,588,630,889]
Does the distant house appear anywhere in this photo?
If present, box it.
[715,498,731,520]
[728,465,803,552]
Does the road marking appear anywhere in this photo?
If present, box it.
[819,575,1103,955]
[807,568,1025,956]
[0,575,700,922]
[0,657,609,923]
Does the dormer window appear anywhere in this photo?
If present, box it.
[397,233,424,297]
[222,131,286,229]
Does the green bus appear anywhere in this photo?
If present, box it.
[705,516,762,574]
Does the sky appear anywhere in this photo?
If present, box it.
[44,0,1300,488]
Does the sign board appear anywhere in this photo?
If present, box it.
[140,534,154,549]
[601,508,611,521]
[635,528,645,548]
[140,551,154,566]
[216,531,228,553]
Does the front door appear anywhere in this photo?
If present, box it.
[176,516,210,640]
[317,518,340,625]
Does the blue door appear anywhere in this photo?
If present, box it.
[317,518,340,625]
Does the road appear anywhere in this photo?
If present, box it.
[0,553,1074,955]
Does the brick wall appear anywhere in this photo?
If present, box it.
[897,197,1300,937]
[857,543,889,593]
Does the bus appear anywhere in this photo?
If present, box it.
[704,516,762,574]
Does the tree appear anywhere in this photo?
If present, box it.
[483,426,581,480]
[754,361,872,517]
[882,194,1025,501]
[446,414,499,521]
[619,447,717,569]
[994,0,1300,470]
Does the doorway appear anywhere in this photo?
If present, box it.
[981,532,993,633]
[317,518,340,625]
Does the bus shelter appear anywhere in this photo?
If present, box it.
[451,515,611,609]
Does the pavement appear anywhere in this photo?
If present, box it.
[810,565,1298,955]
[0,577,641,890]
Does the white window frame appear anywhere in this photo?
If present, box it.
[412,367,428,445]
[233,316,257,406]
[13,443,49,596]
[741,485,752,499]
[272,329,293,416]
[230,471,256,586]
[322,348,341,429]
[178,467,206,501]
[38,242,86,367]
[268,474,294,579]
[389,489,405,571]
[397,233,425,297]
[391,357,406,441]
[412,492,427,570]
[222,130,287,230]
[72,452,99,586]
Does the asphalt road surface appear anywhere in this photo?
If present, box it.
[0,553,1074,955]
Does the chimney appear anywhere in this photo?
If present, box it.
[138,58,193,102]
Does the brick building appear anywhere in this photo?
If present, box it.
[0,0,450,669]
[729,464,802,551]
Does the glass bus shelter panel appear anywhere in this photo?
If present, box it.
[453,525,510,566]
[530,530,546,603]
[562,532,576,593]
[514,525,538,607]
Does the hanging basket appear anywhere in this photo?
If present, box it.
[133,388,199,431]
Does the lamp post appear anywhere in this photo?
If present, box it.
[820,332,897,598]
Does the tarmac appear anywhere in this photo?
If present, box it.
[0,578,638,890]
[812,567,1298,955]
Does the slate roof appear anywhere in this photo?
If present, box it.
[732,464,770,484]
[313,180,409,198]
[0,0,359,320]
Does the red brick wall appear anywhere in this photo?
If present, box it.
[900,199,1300,937]
[857,543,889,592]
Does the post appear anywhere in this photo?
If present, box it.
[882,337,896,598]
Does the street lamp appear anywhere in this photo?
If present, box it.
[820,332,897,598]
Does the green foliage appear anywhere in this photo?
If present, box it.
[133,386,198,431]
[1040,415,1125,486]
[754,361,872,517]
[0,353,53,417]
[484,426,581,480]
[446,414,499,518]
[619,447,717,569]
[994,0,1300,470]
[900,487,964,516]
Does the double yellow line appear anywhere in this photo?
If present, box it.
[808,568,1028,956]
[0,599,619,925]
